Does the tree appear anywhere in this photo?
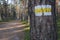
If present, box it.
[0,0,8,21]
[2,0,8,21]
[28,0,57,40]
[0,1,1,13]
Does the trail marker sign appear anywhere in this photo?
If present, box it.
[35,5,42,16]
[35,5,52,16]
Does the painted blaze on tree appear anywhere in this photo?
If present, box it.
[28,0,57,40]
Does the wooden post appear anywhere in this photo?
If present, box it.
[28,0,57,40]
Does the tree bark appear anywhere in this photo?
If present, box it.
[28,0,57,40]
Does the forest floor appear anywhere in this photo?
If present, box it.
[0,20,27,40]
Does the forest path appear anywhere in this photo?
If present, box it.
[0,20,26,40]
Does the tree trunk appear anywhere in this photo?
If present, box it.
[28,0,57,40]
[0,4,2,20]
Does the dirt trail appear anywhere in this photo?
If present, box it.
[0,21,26,40]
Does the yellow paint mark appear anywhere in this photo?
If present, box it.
[35,8,42,13]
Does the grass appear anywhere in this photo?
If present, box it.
[24,29,30,40]
[57,17,60,40]
[21,21,28,24]
[0,19,14,22]
[24,24,30,40]
[22,21,30,40]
